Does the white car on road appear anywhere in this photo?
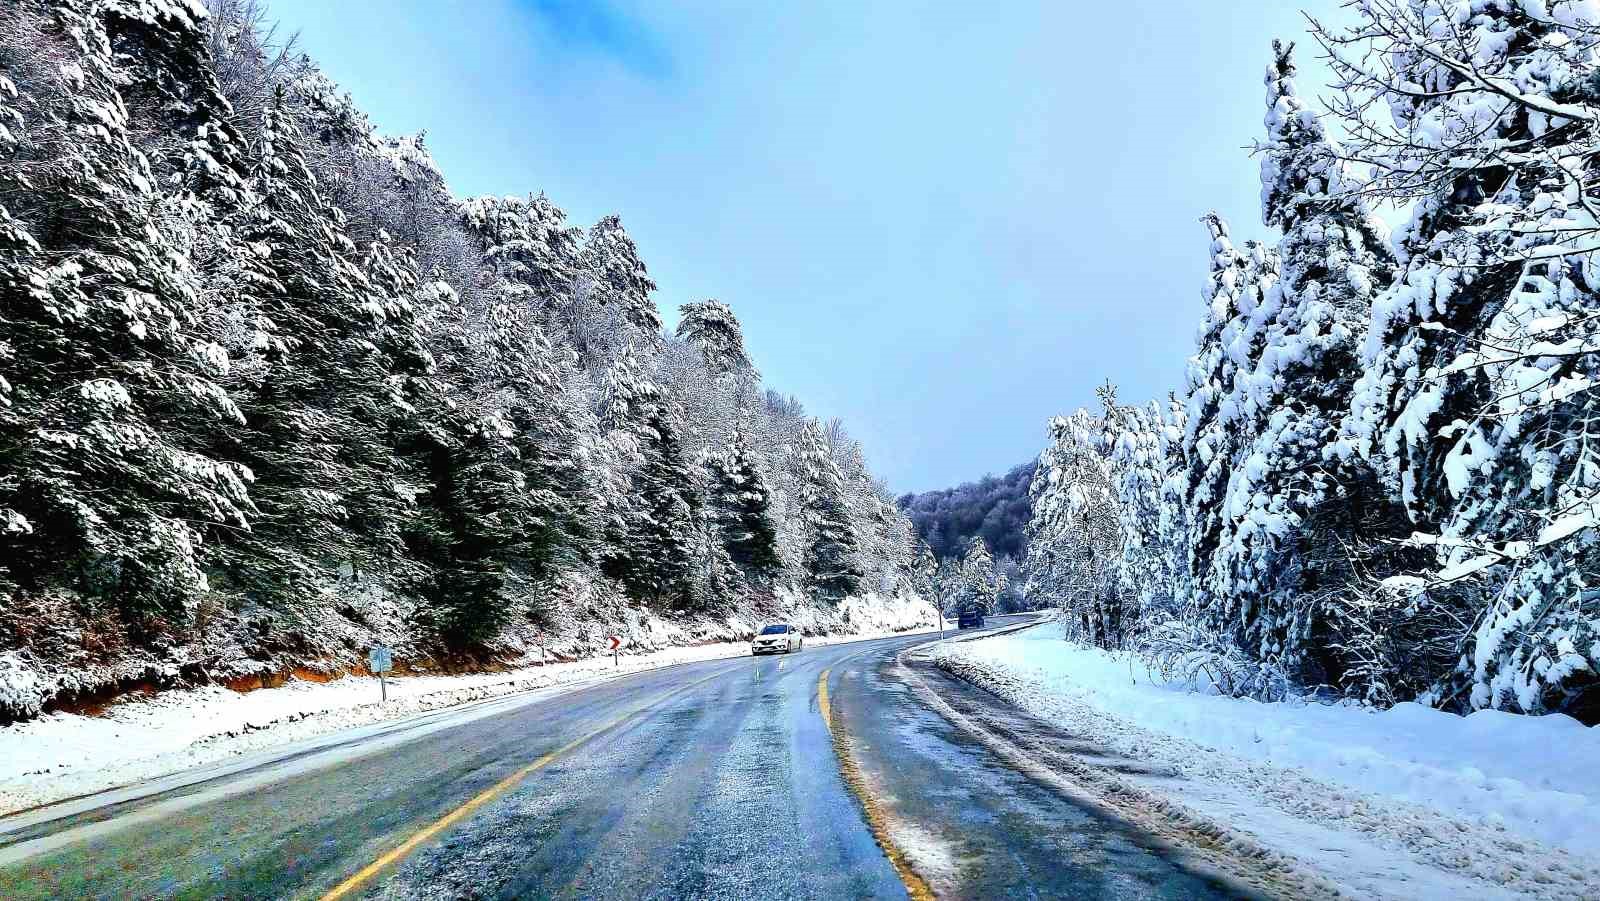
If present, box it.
[751,623,803,655]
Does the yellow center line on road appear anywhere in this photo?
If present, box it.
[319,664,734,901]
[817,667,936,901]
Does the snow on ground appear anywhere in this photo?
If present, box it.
[931,621,1600,900]
[0,602,949,818]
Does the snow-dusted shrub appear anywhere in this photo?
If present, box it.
[1325,576,1475,708]
[1136,619,1294,703]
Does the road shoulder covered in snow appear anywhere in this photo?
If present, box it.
[0,603,947,819]
[929,622,1600,900]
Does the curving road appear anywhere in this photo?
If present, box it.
[0,615,1252,899]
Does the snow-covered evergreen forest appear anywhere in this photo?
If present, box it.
[0,0,936,720]
[1025,2,1600,723]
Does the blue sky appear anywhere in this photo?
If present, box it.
[265,0,1345,493]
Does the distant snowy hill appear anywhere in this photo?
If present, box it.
[897,462,1034,561]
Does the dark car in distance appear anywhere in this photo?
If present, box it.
[957,608,985,630]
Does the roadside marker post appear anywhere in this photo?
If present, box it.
[368,646,393,703]
[608,634,621,667]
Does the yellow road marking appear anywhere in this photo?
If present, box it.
[817,669,833,723]
[320,667,730,900]
[817,668,936,901]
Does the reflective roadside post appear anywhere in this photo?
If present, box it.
[368,645,393,703]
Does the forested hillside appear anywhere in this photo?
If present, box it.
[0,0,935,721]
[896,462,1033,561]
[1025,8,1600,723]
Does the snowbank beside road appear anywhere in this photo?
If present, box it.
[931,622,1600,899]
[0,609,946,818]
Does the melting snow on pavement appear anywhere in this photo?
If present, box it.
[930,621,1600,900]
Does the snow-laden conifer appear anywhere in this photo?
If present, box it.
[676,299,756,380]
[1199,41,1399,681]
[796,419,864,601]
[1316,0,1600,713]
[0,0,251,623]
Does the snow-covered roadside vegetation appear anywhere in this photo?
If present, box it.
[0,593,944,816]
[933,623,1600,899]
[0,0,944,724]
[1023,4,1600,723]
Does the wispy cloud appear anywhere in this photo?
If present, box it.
[522,0,672,79]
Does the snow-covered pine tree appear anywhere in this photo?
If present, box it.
[1200,40,1403,684]
[580,215,662,356]
[1156,392,1192,612]
[702,428,782,581]
[0,52,33,546]
[393,232,599,647]
[1098,386,1187,634]
[447,235,592,555]
[675,299,756,380]
[591,346,700,607]
[212,85,419,604]
[591,344,650,576]
[911,536,939,602]
[933,554,961,618]
[797,419,864,602]
[1025,408,1124,646]
[1180,213,1278,645]
[625,390,702,610]
[0,0,252,624]
[87,0,256,234]
[97,0,242,189]
[459,194,579,309]
[876,499,923,598]
[1316,0,1600,715]
[956,536,1000,619]
[401,408,533,651]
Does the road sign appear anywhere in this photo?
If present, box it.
[607,635,621,650]
[369,646,393,704]
[608,635,621,667]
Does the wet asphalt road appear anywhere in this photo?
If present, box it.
[0,616,1249,899]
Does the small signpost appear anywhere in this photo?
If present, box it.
[369,645,393,703]
[537,630,547,663]
[607,635,621,667]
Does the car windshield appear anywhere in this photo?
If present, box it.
[760,625,788,635]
